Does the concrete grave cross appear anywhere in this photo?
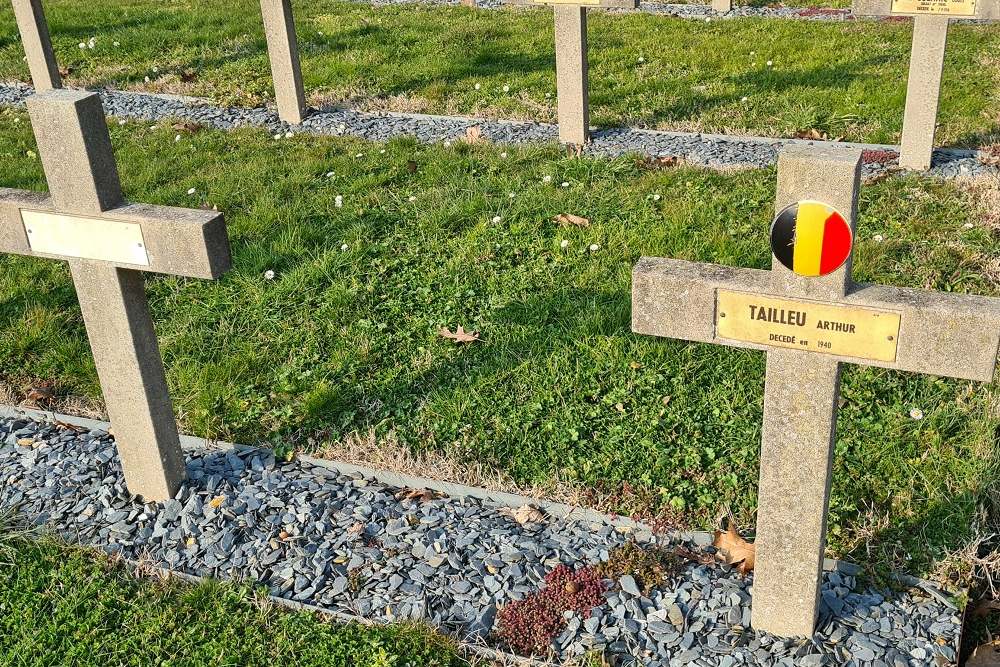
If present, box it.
[853,0,999,170]
[632,145,1000,637]
[11,0,62,91]
[0,90,231,502]
[512,0,638,145]
[259,0,307,124]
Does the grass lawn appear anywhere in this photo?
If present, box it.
[0,530,463,666]
[1,107,999,581]
[0,0,997,145]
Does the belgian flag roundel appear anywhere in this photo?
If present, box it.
[770,201,852,277]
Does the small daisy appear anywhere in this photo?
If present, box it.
[638,56,645,63]
[545,92,552,99]
[341,243,349,251]
[543,175,552,183]
[355,152,363,158]
[78,42,86,49]
[653,194,661,201]
[335,195,344,208]
[285,131,294,138]
[443,141,452,147]
[492,215,502,224]
[144,76,150,83]
[474,83,481,90]
[766,60,773,67]
[508,192,516,199]
[113,41,120,47]
[187,187,196,195]
[174,134,181,142]
[408,195,417,202]
[264,270,276,280]
[589,244,600,252]
[500,152,508,159]
[909,408,923,420]
[560,239,569,249]
[873,234,884,242]
[561,182,569,188]
[502,85,510,93]
[274,133,282,140]
[741,96,748,102]
[963,222,974,229]
[326,171,335,177]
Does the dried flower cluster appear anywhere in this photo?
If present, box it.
[495,565,606,656]
[596,541,682,593]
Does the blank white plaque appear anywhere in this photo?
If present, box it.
[21,209,150,266]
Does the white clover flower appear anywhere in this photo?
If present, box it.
[766,60,773,67]
[492,216,502,224]
[335,195,344,208]
[79,42,87,49]
[380,149,386,154]
[589,244,600,252]
[113,41,120,47]
[274,133,282,140]
[264,270,276,280]
[508,192,515,199]
[963,222,974,229]
[653,194,661,201]
[152,66,158,73]
[500,152,508,158]
[88,37,96,49]
[638,56,645,63]
[909,408,923,420]
[174,134,181,142]
[341,243,349,251]
[560,239,569,249]
[502,85,510,93]
[561,181,569,188]
[873,234,884,242]
[474,83,481,90]
[741,96,748,102]
[187,187,196,195]
[408,195,416,202]
[543,175,552,183]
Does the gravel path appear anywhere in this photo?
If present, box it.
[1,415,963,665]
[1,83,994,179]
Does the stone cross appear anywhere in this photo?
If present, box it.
[513,0,637,145]
[260,0,307,124]
[11,0,61,91]
[853,0,999,170]
[0,90,231,502]
[632,145,1000,637]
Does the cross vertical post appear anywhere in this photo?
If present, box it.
[712,0,733,12]
[260,0,307,124]
[899,16,949,170]
[11,0,61,91]
[554,5,589,145]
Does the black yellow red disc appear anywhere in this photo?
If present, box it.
[770,201,852,277]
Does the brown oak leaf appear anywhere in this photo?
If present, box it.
[967,642,1000,667]
[713,519,756,575]
[553,213,590,228]
[439,326,480,343]
[500,504,546,525]
[394,487,443,503]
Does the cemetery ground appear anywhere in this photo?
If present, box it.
[3,105,1000,586]
[0,520,464,666]
[0,0,998,147]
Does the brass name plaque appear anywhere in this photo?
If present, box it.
[890,0,976,14]
[530,0,601,5]
[21,210,150,266]
[715,290,901,362]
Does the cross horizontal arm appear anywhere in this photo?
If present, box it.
[508,0,638,8]
[0,189,230,280]
[632,257,1000,382]
[853,0,998,18]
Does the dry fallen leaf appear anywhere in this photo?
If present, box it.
[24,385,54,407]
[172,121,202,134]
[553,213,590,228]
[348,521,365,535]
[464,126,485,144]
[208,495,225,509]
[54,420,87,433]
[980,144,1000,167]
[439,326,480,343]
[279,530,290,540]
[394,487,443,503]
[713,519,756,574]
[973,598,1000,618]
[180,69,198,83]
[967,641,1000,667]
[501,504,546,525]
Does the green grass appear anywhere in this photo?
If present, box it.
[0,0,997,145]
[1,107,998,579]
[0,531,462,666]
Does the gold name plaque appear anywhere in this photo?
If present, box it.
[715,290,901,362]
[21,210,150,266]
[890,0,977,14]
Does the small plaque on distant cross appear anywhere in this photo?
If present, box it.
[890,0,977,13]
